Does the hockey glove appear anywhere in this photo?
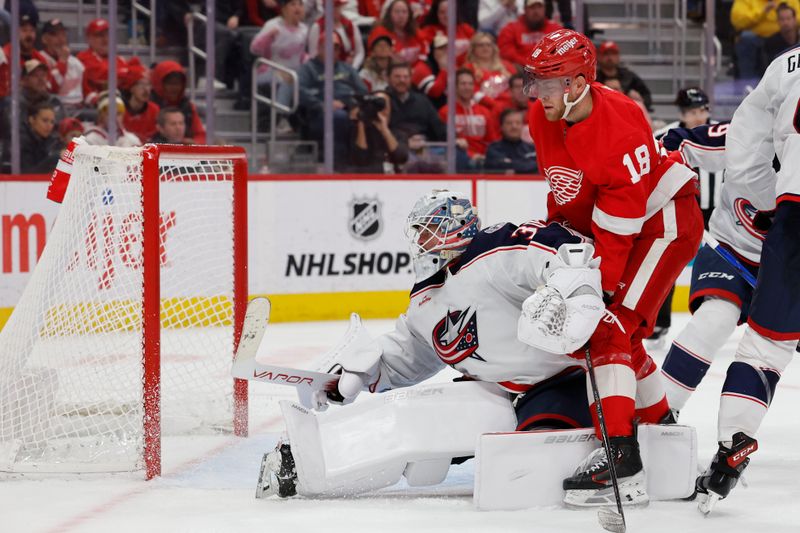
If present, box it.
[752,209,775,234]
[518,243,605,354]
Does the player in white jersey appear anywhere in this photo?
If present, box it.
[256,190,669,501]
[692,45,800,514]
[655,121,771,415]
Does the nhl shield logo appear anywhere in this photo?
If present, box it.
[348,197,383,241]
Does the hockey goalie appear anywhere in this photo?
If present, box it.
[244,190,695,510]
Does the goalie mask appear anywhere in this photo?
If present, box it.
[404,190,480,281]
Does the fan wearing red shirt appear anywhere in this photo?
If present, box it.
[367,0,428,65]
[497,0,562,68]
[490,74,534,144]
[121,58,160,144]
[438,68,497,162]
[418,0,475,63]
[524,30,703,507]
[76,19,128,106]
[0,14,51,98]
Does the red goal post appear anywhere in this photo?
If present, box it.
[141,145,249,479]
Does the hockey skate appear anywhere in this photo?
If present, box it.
[659,408,679,425]
[696,432,757,514]
[644,326,669,351]
[563,435,649,508]
[255,442,298,499]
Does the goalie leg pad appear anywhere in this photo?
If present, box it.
[281,381,517,496]
[474,424,697,510]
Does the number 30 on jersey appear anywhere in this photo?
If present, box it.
[622,144,651,184]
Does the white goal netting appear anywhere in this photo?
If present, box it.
[0,145,246,474]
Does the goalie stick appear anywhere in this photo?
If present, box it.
[230,298,340,392]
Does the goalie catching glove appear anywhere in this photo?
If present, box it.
[517,243,605,354]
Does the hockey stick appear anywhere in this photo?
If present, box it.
[230,297,341,392]
[701,231,757,288]
[584,345,626,533]
[701,232,800,353]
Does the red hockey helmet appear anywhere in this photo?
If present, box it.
[524,30,597,86]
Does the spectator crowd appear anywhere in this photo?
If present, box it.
[0,0,559,174]
[1,0,796,174]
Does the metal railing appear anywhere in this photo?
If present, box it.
[646,0,659,57]
[131,0,156,65]
[250,58,300,160]
[700,0,720,106]
[186,11,208,102]
[672,0,688,93]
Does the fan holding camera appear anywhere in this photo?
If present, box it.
[350,91,409,173]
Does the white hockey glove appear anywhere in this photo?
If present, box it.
[518,243,605,354]
[303,313,384,411]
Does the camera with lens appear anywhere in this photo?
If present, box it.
[355,94,387,122]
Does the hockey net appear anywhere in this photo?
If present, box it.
[0,144,248,478]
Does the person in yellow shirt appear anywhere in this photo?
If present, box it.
[730,0,800,77]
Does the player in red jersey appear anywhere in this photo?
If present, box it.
[523,29,704,507]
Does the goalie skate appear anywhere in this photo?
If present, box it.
[255,443,298,499]
[563,436,649,508]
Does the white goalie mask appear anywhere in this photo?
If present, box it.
[404,190,481,281]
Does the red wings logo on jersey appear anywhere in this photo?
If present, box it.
[431,308,482,365]
[544,166,584,205]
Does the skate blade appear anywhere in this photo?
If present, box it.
[255,453,274,500]
[563,475,649,509]
[564,492,649,509]
[698,492,721,515]
[598,508,626,533]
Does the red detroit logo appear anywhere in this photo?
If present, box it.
[544,166,583,205]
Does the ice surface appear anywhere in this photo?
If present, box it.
[3,314,799,533]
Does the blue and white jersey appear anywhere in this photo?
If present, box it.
[662,122,767,264]
[656,120,723,214]
[373,221,589,393]
[725,45,800,211]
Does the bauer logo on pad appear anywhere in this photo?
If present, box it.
[348,197,383,241]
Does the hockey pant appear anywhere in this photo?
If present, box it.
[717,201,800,442]
[588,194,704,438]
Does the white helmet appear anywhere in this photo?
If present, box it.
[404,190,480,281]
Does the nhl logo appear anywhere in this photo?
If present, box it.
[348,197,383,241]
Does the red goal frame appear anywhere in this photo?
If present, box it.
[141,144,249,479]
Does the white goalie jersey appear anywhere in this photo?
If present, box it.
[370,221,590,393]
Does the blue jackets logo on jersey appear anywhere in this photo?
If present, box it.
[432,308,482,364]
[348,197,382,241]
[733,198,767,241]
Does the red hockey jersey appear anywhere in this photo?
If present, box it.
[528,83,696,292]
